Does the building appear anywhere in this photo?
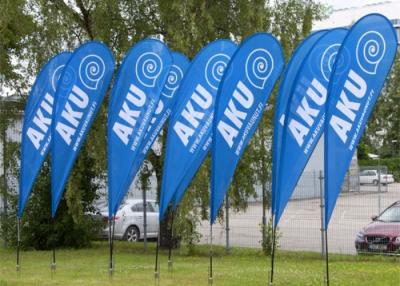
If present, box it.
[0,96,23,214]
[315,0,400,42]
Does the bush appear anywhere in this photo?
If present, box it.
[260,217,280,256]
[0,160,103,250]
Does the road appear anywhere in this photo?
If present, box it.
[197,183,400,254]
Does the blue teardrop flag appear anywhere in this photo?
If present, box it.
[108,39,172,217]
[51,41,115,217]
[18,52,71,218]
[210,33,284,224]
[274,28,348,226]
[126,52,189,193]
[324,14,398,227]
[159,39,237,220]
[271,31,326,218]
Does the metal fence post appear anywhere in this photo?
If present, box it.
[143,188,147,251]
[319,170,325,258]
[2,123,7,248]
[377,155,382,214]
[225,192,230,253]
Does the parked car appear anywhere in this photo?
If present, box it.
[102,199,159,242]
[355,201,400,254]
[359,169,394,185]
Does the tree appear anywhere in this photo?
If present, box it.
[150,0,328,248]
[0,0,34,96]
[1,0,161,249]
[0,0,328,249]
[361,54,400,158]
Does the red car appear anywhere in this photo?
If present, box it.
[355,201,400,255]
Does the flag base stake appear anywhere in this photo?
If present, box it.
[51,218,57,272]
[325,228,330,286]
[16,217,21,272]
[51,247,56,271]
[269,216,277,286]
[50,254,57,272]
[167,260,173,272]
[154,224,161,282]
[108,218,115,277]
[167,209,175,273]
[208,223,213,285]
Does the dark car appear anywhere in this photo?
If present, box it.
[355,201,400,255]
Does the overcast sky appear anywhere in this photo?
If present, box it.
[319,0,400,10]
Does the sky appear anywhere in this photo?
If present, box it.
[319,0,400,10]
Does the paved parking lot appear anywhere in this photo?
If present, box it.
[198,183,400,254]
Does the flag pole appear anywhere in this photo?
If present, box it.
[319,170,329,286]
[16,217,21,272]
[208,223,213,285]
[167,209,175,272]
[108,218,115,276]
[325,228,330,286]
[51,217,56,272]
[154,224,161,281]
[269,214,276,286]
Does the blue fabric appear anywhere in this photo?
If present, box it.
[274,28,348,226]
[123,52,189,203]
[18,52,71,218]
[324,14,398,227]
[108,39,172,217]
[159,39,237,220]
[210,33,284,224]
[271,31,326,218]
[51,41,115,217]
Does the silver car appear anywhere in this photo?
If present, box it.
[359,169,395,185]
[102,199,159,242]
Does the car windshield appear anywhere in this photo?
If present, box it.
[378,205,400,222]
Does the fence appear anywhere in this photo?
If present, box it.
[198,170,400,256]
[0,98,398,256]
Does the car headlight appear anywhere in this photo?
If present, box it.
[356,232,365,241]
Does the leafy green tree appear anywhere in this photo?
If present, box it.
[359,54,400,180]
[151,0,328,248]
[365,55,400,158]
[0,0,34,94]
[1,0,161,249]
[1,0,328,250]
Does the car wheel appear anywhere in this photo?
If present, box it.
[124,226,140,242]
[373,180,378,185]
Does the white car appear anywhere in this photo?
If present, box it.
[359,169,395,185]
[102,199,159,242]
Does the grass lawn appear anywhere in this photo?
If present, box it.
[0,241,399,285]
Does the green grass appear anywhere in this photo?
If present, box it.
[0,241,399,285]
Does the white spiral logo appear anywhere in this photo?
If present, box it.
[79,54,105,90]
[58,65,76,90]
[245,48,274,89]
[161,64,184,98]
[136,52,163,88]
[51,64,66,92]
[356,31,386,75]
[205,53,231,90]
[320,44,341,82]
